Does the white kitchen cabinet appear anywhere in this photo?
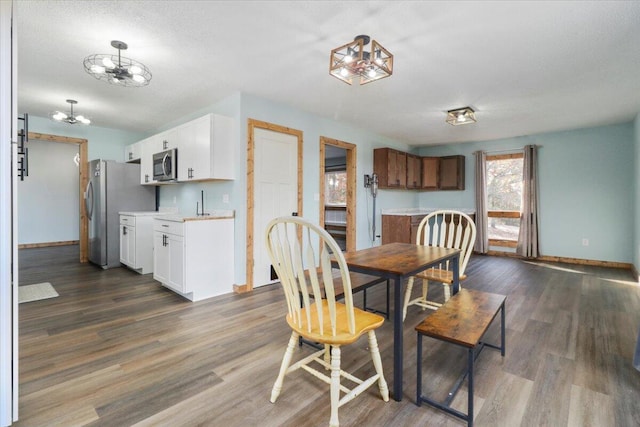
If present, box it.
[124,141,142,163]
[153,214,234,301]
[153,225,184,291]
[158,127,178,151]
[140,135,162,185]
[177,113,234,181]
[119,213,158,274]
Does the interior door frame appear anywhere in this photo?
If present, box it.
[319,136,356,253]
[238,118,303,293]
[27,132,88,262]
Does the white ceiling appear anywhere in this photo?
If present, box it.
[15,1,640,147]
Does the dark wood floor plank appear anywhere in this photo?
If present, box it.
[13,245,640,427]
[520,353,574,426]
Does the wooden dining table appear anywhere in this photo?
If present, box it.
[339,242,461,401]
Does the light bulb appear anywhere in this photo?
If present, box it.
[340,67,349,77]
[79,117,90,124]
[130,65,142,75]
[345,47,355,63]
[132,74,145,83]
[102,57,115,68]
[90,64,106,74]
[53,112,67,121]
[375,50,384,65]
[112,77,120,83]
[367,68,377,78]
[457,113,466,122]
[76,115,85,121]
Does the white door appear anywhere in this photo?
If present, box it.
[253,128,298,288]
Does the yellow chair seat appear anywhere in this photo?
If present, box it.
[287,300,384,346]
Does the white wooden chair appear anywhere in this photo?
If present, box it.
[266,216,389,427]
[402,210,477,321]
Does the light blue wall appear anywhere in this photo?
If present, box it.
[419,123,635,264]
[634,113,640,274]
[157,92,416,286]
[28,115,146,160]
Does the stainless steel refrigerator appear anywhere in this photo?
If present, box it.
[84,159,156,269]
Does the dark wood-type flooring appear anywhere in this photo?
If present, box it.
[15,245,640,426]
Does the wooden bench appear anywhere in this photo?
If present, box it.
[415,289,506,427]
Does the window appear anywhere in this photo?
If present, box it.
[486,153,524,247]
[324,170,347,205]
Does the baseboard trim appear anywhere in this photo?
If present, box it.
[484,250,633,271]
[19,240,79,249]
[233,284,251,294]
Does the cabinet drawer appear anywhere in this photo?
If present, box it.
[120,215,136,226]
[154,220,184,236]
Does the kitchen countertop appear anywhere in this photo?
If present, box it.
[155,210,235,222]
[119,211,173,216]
[381,208,476,216]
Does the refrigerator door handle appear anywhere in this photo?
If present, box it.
[85,180,94,220]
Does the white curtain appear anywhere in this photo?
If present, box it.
[474,151,488,253]
[516,145,539,258]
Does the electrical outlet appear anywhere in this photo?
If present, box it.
[582,238,589,246]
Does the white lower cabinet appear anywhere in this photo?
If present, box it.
[153,216,234,301]
[120,213,157,274]
[153,228,184,291]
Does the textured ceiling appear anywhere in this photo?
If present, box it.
[15,1,640,146]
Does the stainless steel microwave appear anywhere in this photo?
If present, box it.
[152,148,177,181]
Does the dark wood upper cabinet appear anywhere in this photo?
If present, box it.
[374,148,407,188]
[374,148,464,191]
[439,155,465,190]
[420,156,440,190]
[406,154,422,189]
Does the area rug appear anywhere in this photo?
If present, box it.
[19,282,59,303]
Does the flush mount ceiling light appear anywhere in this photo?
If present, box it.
[83,40,152,87]
[446,107,477,126]
[50,99,90,125]
[329,35,393,85]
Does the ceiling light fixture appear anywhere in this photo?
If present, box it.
[329,35,393,85]
[83,40,152,87]
[446,107,477,126]
[50,99,90,125]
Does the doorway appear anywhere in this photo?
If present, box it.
[319,137,356,253]
[26,132,88,261]
[242,119,303,293]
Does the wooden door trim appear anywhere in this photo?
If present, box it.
[236,119,303,294]
[27,132,89,262]
[319,137,356,253]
